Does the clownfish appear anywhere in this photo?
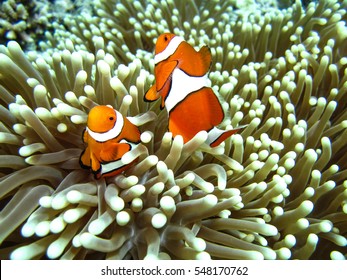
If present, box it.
[144,33,244,147]
[79,105,141,179]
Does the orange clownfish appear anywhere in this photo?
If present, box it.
[79,105,140,179]
[144,33,244,147]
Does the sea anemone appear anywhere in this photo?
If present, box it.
[0,0,346,260]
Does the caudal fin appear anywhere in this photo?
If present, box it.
[206,126,247,147]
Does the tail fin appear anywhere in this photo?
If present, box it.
[206,126,247,147]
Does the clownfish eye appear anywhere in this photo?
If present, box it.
[109,117,114,121]
[164,35,168,42]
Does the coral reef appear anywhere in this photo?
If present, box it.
[0,0,346,260]
[0,0,92,50]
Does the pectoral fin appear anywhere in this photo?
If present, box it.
[79,146,91,168]
[155,60,178,91]
[99,142,131,163]
[144,84,160,102]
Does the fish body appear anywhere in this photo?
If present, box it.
[79,105,140,179]
[145,33,243,147]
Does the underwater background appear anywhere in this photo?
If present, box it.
[0,0,346,260]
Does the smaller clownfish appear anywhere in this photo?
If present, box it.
[145,33,245,147]
[79,105,140,179]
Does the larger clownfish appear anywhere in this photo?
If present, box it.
[145,33,244,147]
[79,105,140,179]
